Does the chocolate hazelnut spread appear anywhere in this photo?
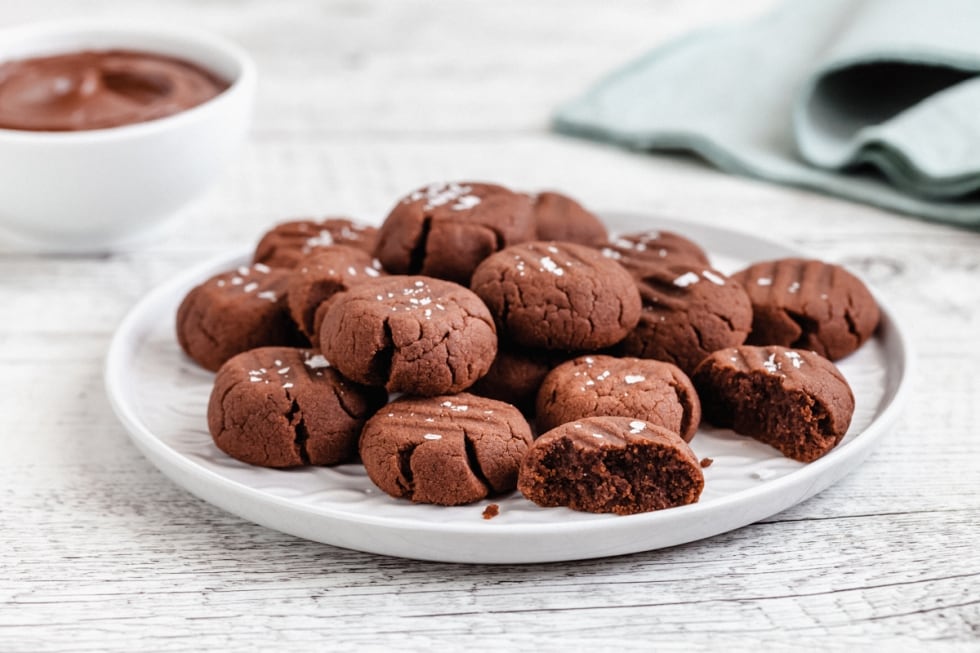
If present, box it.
[0,49,228,131]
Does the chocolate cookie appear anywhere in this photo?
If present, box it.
[530,191,608,246]
[374,181,535,284]
[536,355,700,442]
[619,262,752,376]
[598,230,710,269]
[359,393,533,505]
[254,218,379,269]
[176,263,306,372]
[319,275,497,396]
[286,245,385,339]
[207,347,387,467]
[471,241,641,351]
[693,345,855,462]
[518,416,704,515]
[732,258,880,361]
[469,344,566,414]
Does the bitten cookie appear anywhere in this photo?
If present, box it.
[286,245,385,339]
[253,218,379,268]
[471,241,641,350]
[359,393,533,505]
[620,262,752,376]
[598,230,710,269]
[207,347,387,467]
[732,258,880,360]
[530,191,608,246]
[536,355,701,442]
[177,263,306,372]
[692,345,855,462]
[374,181,535,284]
[470,344,566,414]
[518,416,704,515]
[319,275,497,396]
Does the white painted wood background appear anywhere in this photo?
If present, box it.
[2,0,978,650]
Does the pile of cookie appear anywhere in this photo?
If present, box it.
[177,182,880,516]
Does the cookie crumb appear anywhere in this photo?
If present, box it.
[482,504,500,520]
[700,457,714,468]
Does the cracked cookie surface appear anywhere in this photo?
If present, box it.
[176,263,306,372]
[253,218,379,269]
[536,355,700,442]
[374,181,535,284]
[207,347,387,468]
[619,261,752,376]
[732,258,880,361]
[318,275,497,396]
[518,416,703,515]
[285,245,386,339]
[471,241,641,351]
[693,345,855,462]
[359,393,533,505]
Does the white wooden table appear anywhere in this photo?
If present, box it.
[3,1,978,649]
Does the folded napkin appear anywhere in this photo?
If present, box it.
[554,0,980,227]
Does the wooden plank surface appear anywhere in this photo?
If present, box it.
[1,0,978,650]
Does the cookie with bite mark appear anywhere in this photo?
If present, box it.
[692,345,855,462]
[518,416,704,515]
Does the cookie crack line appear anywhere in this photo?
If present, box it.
[462,430,492,494]
[409,215,433,273]
[283,390,311,465]
[375,317,395,387]
[668,377,694,440]
[329,379,360,420]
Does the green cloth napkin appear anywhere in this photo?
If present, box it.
[554,0,980,227]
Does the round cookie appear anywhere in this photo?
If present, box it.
[536,354,700,442]
[693,345,855,462]
[470,241,642,351]
[598,230,710,269]
[207,347,387,467]
[732,258,880,361]
[374,181,535,284]
[176,263,306,372]
[469,344,567,414]
[530,191,608,246]
[518,416,704,515]
[254,218,379,269]
[286,245,385,339]
[319,275,497,396]
[359,393,533,505]
[619,261,752,376]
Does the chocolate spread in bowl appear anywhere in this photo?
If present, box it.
[0,49,228,131]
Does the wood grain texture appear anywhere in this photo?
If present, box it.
[1,0,979,650]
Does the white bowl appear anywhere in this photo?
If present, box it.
[0,20,256,252]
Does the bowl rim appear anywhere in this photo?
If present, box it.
[0,18,256,142]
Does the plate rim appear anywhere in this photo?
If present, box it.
[104,214,915,560]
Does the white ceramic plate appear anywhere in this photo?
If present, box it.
[105,215,913,564]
